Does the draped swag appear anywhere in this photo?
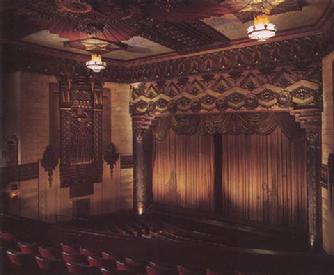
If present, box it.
[153,130,214,211]
[151,113,304,139]
[152,113,307,229]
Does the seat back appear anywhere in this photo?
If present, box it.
[18,241,37,255]
[116,260,133,271]
[80,247,99,257]
[7,249,37,271]
[101,267,113,275]
[101,251,117,261]
[61,243,79,254]
[0,231,16,242]
[125,256,146,272]
[38,245,60,259]
[35,255,51,271]
[7,250,22,266]
[62,251,85,264]
[87,255,102,268]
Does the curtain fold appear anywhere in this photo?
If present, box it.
[152,112,307,230]
[221,127,307,229]
[153,130,214,211]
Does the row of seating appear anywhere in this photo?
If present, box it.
[1,230,250,275]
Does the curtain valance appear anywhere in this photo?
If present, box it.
[152,113,304,141]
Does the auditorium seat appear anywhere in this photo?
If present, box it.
[6,249,38,272]
[18,241,37,254]
[87,255,104,268]
[0,231,17,249]
[116,259,135,271]
[125,256,146,273]
[146,262,178,275]
[177,264,205,275]
[61,242,80,255]
[88,255,117,269]
[101,267,114,275]
[62,251,87,264]
[80,247,99,257]
[35,254,66,272]
[102,251,117,261]
[38,245,61,260]
[65,261,100,275]
[0,231,16,242]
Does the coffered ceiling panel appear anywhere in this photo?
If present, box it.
[1,0,332,62]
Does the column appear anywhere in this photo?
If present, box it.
[133,128,153,215]
[306,129,323,249]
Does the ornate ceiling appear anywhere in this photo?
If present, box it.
[0,0,332,62]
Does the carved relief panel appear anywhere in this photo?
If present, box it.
[59,73,103,197]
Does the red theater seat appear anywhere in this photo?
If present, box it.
[61,242,80,254]
[35,254,65,272]
[0,231,16,242]
[62,251,86,264]
[0,231,17,249]
[101,267,114,275]
[80,247,99,257]
[66,262,100,275]
[87,255,103,268]
[17,241,37,254]
[125,256,146,272]
[6,249,37,272]
[116,260,134,271]
[146,262,177,275]
[38,245,61,259]
[102,251,117,261]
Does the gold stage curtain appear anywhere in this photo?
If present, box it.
[153,130,214,211]
[221,127,307,230]
[151,113,304,139]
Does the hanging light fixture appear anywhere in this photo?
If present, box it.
[86,54,106,73]
[247,1,276,42]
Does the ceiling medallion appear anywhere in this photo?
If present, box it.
[247,12,276,41]
[56,0,93,14]
[86,54,106,73]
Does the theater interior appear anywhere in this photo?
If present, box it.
[1,0,334,274]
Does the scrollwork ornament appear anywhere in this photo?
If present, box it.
[103,143,120,170]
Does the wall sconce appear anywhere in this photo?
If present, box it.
[8,184,19,200]
[9,190,19,200]
[103,143,119,174]
[137,202,144,216]
[41,145,58,187]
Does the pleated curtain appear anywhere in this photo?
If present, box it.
[221,127,307,229]
[153,130,214,211]
[152,118,307,230]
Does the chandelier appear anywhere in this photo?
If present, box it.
[247,13,276,41]
[86,54,106,73]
